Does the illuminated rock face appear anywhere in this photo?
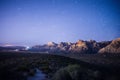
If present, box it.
[99,38,120,54]
[68,40,88,53]
[111,38,120,48]
[47,42,57,47]
[76,40,86,47]
[28,38,120,54]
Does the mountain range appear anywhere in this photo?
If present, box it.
[28,38,120,54]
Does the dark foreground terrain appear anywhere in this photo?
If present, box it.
[0,51,120,80]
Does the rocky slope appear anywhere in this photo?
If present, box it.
[98,38,120,54]
[28,38,118,54]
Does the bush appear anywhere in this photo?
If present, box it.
[52,64,102,80]
[52,68,72,80]
[28,68,36,76]
[52,64,83,80]
[17,65,29,72]
[65,64,84,80]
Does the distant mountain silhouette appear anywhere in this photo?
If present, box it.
[29,38,120,54]
[1,38,119,54]
[0,46,26,51]
[98,38,120,54]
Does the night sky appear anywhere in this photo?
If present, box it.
[0,0,120,46]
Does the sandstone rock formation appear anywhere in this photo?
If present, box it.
[29,38,120,54]
[99,38,120,54]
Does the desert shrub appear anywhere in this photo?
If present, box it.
[17,65,29,72]
[52,64,102,80]
[52,68,72,80]
[52,64,85,80]
[65,64,84,80]
[40,65,52,74]
[86,69,102,80]
[28,68,36,76]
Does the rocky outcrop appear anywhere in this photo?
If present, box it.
[99,38,120,54]
[68,40,88,53]
[29,38,120,54]
[47,42,57,47]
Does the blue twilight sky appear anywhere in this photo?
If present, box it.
[0,0,120,46]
